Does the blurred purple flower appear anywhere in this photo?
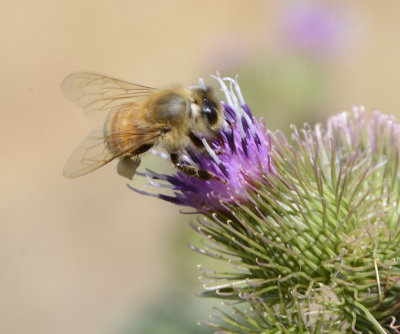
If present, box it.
[277,2,352,57]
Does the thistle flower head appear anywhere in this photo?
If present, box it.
[131,75,400,333]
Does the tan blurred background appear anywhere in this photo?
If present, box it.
[2,1,400,333]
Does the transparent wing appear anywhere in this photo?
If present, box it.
[63,124,162,178]
[61,72,157,120]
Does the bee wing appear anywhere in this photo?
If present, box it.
[63,124,162,178]
[61,72,157,120]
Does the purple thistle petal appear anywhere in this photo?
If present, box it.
[224,127,236,154]
[222,102,236,121]
[241,104,253,121]
[158,194,186,205]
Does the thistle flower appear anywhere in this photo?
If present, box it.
[130,74,400,333]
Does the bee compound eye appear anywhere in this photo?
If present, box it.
[202,103,218,126]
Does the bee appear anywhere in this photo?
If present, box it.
[62,73,226,181]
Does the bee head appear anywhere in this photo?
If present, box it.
[192,86,223,132]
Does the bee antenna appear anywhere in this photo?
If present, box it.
[223,118,232,131]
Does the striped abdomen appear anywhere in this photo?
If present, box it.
[103,103,141,154]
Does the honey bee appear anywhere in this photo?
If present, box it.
[62,73,226,181]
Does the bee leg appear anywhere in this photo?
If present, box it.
[170,152,226,183]
[188,132,205,150]
[213,146,225,155]
[132,143,154,155]
[189,131,225,155]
